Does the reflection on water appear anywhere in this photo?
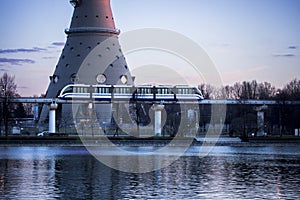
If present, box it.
[1,146,300,199]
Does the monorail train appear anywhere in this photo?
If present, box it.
[58,84,204,101]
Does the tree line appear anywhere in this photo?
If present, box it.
[1,72,299,118]
[199,79,300,100]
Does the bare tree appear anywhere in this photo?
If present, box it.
[198,84,210,99]
[239,80,258,99]
[0,73,19,136]
[281,78,300,100]
[257,82,276,99]
[199,79,299,100]
[225,80,276,100]
[231,82,243,99]
[0,73,18,97]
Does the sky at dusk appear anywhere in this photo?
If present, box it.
[0,0,299,96]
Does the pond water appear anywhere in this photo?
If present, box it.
[0,145,300,199]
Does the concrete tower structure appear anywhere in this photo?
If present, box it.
[40,0,134,124]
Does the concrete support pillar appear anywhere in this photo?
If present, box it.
[49,102,58,133]
[257,111,265,136]
[255,105,268,136]
[152,104,165,137]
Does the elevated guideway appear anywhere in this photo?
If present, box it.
[1,97,299,137]
[2,97,300,105]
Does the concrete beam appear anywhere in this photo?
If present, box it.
[1,97,300,105]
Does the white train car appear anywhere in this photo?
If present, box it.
[58,84,204,101]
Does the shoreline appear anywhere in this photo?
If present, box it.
[1,136,300,147]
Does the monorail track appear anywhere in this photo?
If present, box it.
[1,97,300,105]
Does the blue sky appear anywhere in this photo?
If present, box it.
[0,0,299,96]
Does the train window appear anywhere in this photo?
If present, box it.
[160,88,170,94]
[75,87,80,93]
[73,87,77,93]
[82,87,88,93]
[76,87,80,93]
[100,87,109,93]
[141,88,151,94]
[100,87,105,93]
[63,86,73,95]
[121,88,127,94]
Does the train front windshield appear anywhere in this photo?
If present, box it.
[62,86,73,95]
[193,88,204,99]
